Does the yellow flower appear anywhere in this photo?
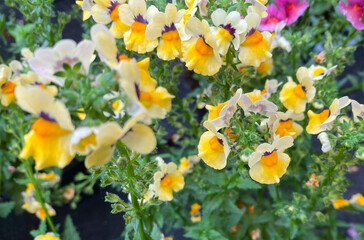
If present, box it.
[261,79,281,99]
[76,0,92,21]
[182,17,222,76]
[118,59,174,124]
[238,30,272,68]
[300,65,336,81]
[175,0,199,41]
[333,199,349,209]
[15,86,75,170]
[190,203,202,222]
[91,0,129,38]
[0,64,17,107]
[306,96,351,134]
[178,155,200,175]
[350,193,364,205]
[246,0,268,17]
[35,204,56,220]
[14,71,58,96]
[198,121,230,170]
[248,136,294,184]
[118,0,159,53]
[145,4,184,60]
[37,171,60,186]
[257,59,273,75]
[210,9,247,55]
[279,71,316,114]
[154,162,185,201]
[205,88,242,130]
[35,233,60,240]
[271,110,304,139]
[239,89,278,117]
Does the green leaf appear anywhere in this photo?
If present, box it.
[0,201,15,218]
[150,224,162,240]
[62,215,81,240]
[30,220,47,237]
[204,193,224,214]
[236,178,261,190]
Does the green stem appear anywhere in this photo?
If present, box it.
[24,160,57,233]
[342,28,358,48]
[126,157,148,240]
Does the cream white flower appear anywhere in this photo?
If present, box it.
[271,22,291,52]
[317,132,332,152]
[28,39,95,86]
[239,90,278,117]
[352,100,364,122]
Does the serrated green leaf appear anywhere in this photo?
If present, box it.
[62,215,81,240]
[0,201,15,218]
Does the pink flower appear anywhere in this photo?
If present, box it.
[259,4,286,32]
[276,0,309,25]
[339,0,364,30]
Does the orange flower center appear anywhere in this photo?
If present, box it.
[110,4,122,21]
[131,21,147,33]
[118,55,131,61]
[261,89,267,95]
[195,37,213,56]
[319,109,330,123]
[1,81,16,94]
[37,208,46,220]
[242,31,263,46]
[247,92,263,102]
[162,30,180,41]
[293,84,306,99]
[190,203,201,216]
[32,118,69,138]
[225,129,239,138]
[79,133,97,147]
[161,174,173,187]
[260,150,278,167]
[275,120,293,137]
[209,136,224,152]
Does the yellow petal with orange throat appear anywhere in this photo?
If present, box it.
[1,81,17,106]
[198,131,229,170]
[19,118,74,170]
[249,151,290,184]
[306,109,330,134]
[139,87,174,118]
[158,30,182,60]
[207,102,228,121]
[279,81,308,114]
[124,22,158,53]
[239,31,272,68]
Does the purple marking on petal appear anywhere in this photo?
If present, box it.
[40,112,57,123]
[220,23,236,39]
[134,14,148,24]
[302,86,307,92]
[135,83,140,99]
[161,22,177,35]
[108,1,120,13]
[217,138,224,145]
[199,35,212,48]
[263,149,277,157]
[160,173,167,181]
[280,118,292,122]
[33,81,42,86]
[246,28,256,37]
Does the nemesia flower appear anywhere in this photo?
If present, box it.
[197,0,209,16]
[142,184,155,202]
[37,171,60,186]
[251,229,261,240]
[351,100,364,122]
[246,0,268,18]
[314,51,326,64]
[259,4,286,32]
[333,199,349,209]
[182,17,222,76]
[261,79,282,99]
[178,155,200,175]
[118,0,159,53]
[298,65,337,81]
[306,173,319,187]
[238,30,273,67]
[210,9,247,55]
[103,91,125,118]
[205,88,242,130]
[154,162,185,201]
[279,73,316,114]
[239,89,278,117]
[64,188,75,200]
[35,233,60,240]
[270,110,304,138]
[22,188,56,221]
[0,64,17,107]
[118,59,174,123]
[243,5,264,38]
[76,0,93,21]
[28,39,95,86]
[347,224,361,240]
[306,96,351,134]
[270,21,292,52]
[276,0,309,25]
[145,4,184,60]
[198,121,230,170]
[317,132,332,152]
[91,0,129,38]
[190,203,202,222]
[248,135,294,184]
[14,71,58,96]
[349,193,364,205]
[15,86,75,170]
[339,0,364,30]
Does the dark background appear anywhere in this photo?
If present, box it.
[0,0,364,239]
